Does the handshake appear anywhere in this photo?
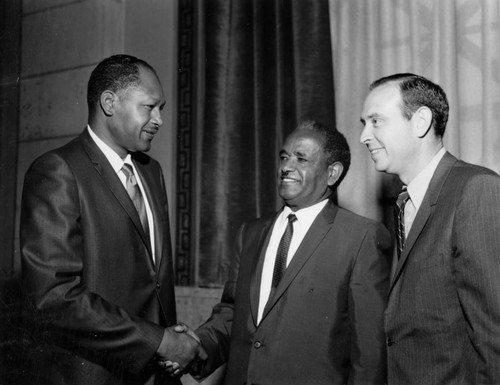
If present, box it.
[156,323,207,377]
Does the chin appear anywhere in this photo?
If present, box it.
[279,194,293,203]
[138,143,152,153]
[373,161,388,173]
[279,187,298,201]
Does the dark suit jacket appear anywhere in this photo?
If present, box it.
[20,129,180,385]
[196,200,391,385]
[386,152,500,384]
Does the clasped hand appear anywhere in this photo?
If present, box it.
[156,323,207,377]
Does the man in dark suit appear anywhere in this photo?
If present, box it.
[20,54,206,385]
[184,121,391,384]
[360,73,500,384]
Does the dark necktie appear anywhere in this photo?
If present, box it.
[395,187,410,259]
[121,163,150,241]
[270,213,297,298]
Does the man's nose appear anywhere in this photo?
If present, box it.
[280,158,295,174]
[151,108,163,127]
[359,124,372,144]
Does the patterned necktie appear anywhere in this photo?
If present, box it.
[395,187,410,259]
[270,213,297,298]
[121,163,150,241]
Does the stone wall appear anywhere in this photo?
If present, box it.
[15,0,178,265]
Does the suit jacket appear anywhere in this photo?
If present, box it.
[196,200,391,385]
[386,152,500,384]
[20,129,180,385]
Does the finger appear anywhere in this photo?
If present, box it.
[186,330,201,344]
[159,360,180,372]
[166,369,182,378]
[166,367,182,377]
[161,360,176,368]
[166,361,181,371]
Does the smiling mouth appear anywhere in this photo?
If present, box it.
[281,176,299,183]
[369,147,384,155]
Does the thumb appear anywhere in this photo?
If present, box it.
[197,345,208,361]
[173,323,188,333]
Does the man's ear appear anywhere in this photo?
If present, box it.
[100,90,117,117]
[327,162,344,187]
[413,106,433,138]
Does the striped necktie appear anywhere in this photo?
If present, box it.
[269,213,297,299]
[395,187,410,259]
[121,163,150,241]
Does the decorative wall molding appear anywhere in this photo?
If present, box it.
[175,0,196,285]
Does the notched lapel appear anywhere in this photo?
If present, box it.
[79,131,153,259]
[134,158,163,266]
[389,152,458,293]
[249,219,274,326]
[261,202,338,321]
[389,203,432,290]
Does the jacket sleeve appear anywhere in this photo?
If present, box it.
[348,222,391,384]
[453,173,500,382]
[20,152,164,376]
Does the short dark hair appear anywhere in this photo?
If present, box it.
[296,120,351,186]
[87,54,157,111]
[370,73,449,137]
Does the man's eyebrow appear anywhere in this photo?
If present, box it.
[361,113,380,124]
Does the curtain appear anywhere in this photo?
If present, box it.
[329,0,500,225]
[193,0,335,287]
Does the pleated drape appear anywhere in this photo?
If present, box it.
[195,0,335,286]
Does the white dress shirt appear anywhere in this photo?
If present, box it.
[404,147,446,236]
[87,125,156,261]
[257,199,329,323]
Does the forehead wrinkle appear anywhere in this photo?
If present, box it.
[283,131,323,158]
[293,146,322,161]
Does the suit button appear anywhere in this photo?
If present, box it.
[387,339,394,346]
[253,341,262,349]
[156,282,160,288]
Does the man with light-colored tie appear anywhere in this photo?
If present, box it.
[360,73,500,384]
[20,54,206,385]
[184,120,391,385]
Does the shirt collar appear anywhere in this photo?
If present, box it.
[283,198,329,227]
[407,147,446,211]
[87,125,128,173]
